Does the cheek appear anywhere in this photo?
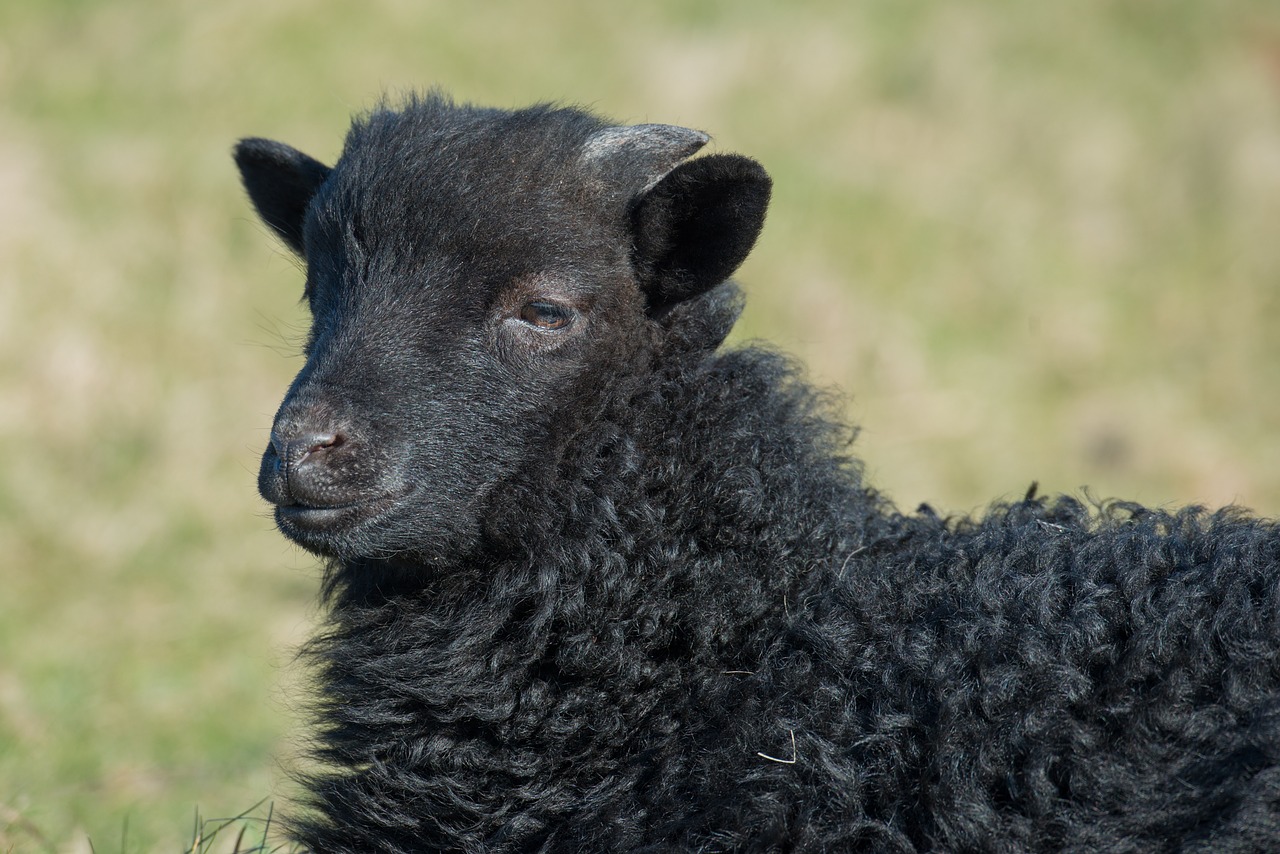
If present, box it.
[398,364,539,459]
[492,316,586,366]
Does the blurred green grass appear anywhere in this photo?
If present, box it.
[2,0,1279,849]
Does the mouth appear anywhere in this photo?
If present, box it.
[272,492,402,554]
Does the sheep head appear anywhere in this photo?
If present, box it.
[234,96,771,563]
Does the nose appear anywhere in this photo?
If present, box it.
[260,418,364,509]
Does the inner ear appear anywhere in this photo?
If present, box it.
[630,154,771,314]
[234,138,332,257]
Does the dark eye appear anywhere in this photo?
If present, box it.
[519,301,574,330]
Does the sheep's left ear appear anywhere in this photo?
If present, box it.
[631,154,771,314]
[233,137,331,257]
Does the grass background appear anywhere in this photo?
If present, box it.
[2,0,1280,850]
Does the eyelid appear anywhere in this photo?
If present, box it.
[520,300,574,329]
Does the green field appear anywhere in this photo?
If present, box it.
[3,1,1280,850]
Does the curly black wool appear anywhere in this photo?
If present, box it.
[235,93,1280,853]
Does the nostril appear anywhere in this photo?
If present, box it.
[272,430,348,465]
[307,432,344,454]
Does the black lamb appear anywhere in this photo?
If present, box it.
[234,93,1280,853]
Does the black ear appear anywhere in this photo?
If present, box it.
[233,138,331,256]
[631,154,771,313]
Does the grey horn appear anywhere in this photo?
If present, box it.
[582,123,710,192]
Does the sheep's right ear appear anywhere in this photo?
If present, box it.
[233,138,331,257]
[631,154,771,314]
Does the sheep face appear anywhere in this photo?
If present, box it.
[235,98,770,563]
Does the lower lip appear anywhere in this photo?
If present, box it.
[276,495,396,531]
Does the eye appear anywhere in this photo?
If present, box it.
[519,301,574,330]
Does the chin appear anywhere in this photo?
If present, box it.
[272,494,400,559]
[272,491,481,564]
